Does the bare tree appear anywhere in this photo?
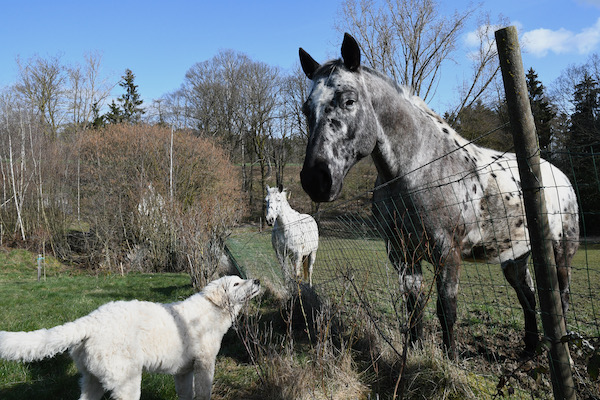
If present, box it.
[451,15,508,115]
[65,52,111,131]
[280,66,310,140]
[15,55,67,138]
[337,0,502,112]
[242,61,280,214]
[551,54,600,117]
[160,89,191,130]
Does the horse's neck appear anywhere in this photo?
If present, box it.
[275,201,297,226]
[369,76,466,184]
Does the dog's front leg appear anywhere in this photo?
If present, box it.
[193,359,215,400]
[174,371,194,400]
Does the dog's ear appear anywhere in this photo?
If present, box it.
[203,279,228,309]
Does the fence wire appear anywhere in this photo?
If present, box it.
[227,149,600,398]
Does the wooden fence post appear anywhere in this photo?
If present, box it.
[495,26,575,400]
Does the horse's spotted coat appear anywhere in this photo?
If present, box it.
[299,33,579,357]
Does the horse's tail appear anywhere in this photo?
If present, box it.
[0,319,89,362]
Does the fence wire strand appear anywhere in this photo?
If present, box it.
[227,143,600,398]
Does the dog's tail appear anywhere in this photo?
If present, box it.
[0,318,89,362]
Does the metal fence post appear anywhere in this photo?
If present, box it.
[495,26,575,400]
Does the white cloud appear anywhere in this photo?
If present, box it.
[576,0,600,8]
[521,18,600,57]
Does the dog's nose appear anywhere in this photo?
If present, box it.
[253,279,260,286]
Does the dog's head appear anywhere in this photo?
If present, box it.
[203,275,261,314]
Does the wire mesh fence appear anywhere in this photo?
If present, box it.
[226,145,600,398]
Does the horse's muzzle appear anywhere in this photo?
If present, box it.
[300,160,336,202]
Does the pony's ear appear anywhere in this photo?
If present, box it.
[266,184,271,191]
[299,48,320,80]
[341,33,361,72]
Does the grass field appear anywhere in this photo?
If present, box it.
[1,231,599,399]
[0,249,262,400]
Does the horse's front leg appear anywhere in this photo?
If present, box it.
[399,261,425,344]
[276,246,292,285]
[501,252,538,353]
[292,253,303,283]
[435,251,460,360]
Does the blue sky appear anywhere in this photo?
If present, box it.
[1,0,599,114]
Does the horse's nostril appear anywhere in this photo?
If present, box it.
[301,161,333,202]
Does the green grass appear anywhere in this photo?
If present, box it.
[2,235,598,399]
[227,225,600,398]
[0,249,195,400]
[230,225,600,333]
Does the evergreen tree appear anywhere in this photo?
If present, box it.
[118,69,145,123]
[90,100,105,129]
[569,73,600,152]
[526,68,556,155]
[103,69,145,124]
[446,100,511,151]
[567,73,600,234]
[104,99,124,125]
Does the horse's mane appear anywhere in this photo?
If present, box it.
[315,59,443,123]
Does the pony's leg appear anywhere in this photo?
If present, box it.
[293,254,303,283]
[303,252,316,286]
[435,251,460,360]
[276,248,292,285]
[399,261,425,344]
[501,252,538,353]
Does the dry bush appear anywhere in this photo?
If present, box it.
[398,335,496,400]
[237,285,369,400]
[73,124,244,284]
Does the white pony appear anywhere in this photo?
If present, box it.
[265,185,319,286]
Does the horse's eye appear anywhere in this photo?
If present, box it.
[340,92,357,109]
[234,282,240,287]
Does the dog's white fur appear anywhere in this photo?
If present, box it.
[0,275,260,400]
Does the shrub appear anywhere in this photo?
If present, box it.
[70,124,244,285]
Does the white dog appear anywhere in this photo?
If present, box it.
[0,275,260,400]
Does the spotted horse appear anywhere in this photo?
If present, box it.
[298,33,579,358]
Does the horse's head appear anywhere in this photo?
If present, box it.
[265,185,286,226]
[299,33,378,202]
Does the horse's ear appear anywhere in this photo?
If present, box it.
[287,190,291,200]
[266,184,271,191]
[299,48,320,80]
[341,32,361,72]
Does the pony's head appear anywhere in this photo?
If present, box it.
[265,185,287,226]
[299,33,378,202]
